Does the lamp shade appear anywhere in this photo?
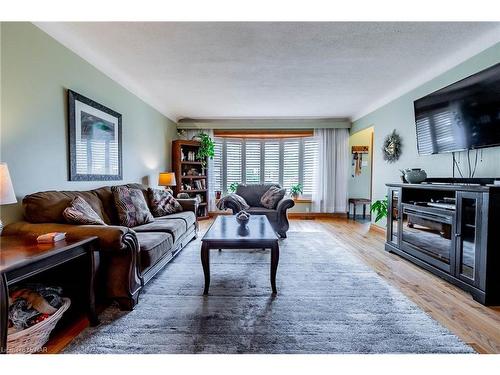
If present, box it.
[0,163,17,205]
[158,172,176,187]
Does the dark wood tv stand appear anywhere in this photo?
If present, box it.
[385,182,500,305]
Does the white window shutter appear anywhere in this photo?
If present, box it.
[264,141,280,184]
[283,139,300,191]
[213,139,223,191]
[226,140,243,191]
[303,138,318,196]
[245,140,261,184]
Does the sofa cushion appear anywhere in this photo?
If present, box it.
[112,186,154,227]
[92,186,119,225]
[246,207,278,214]
[136,232,173,270]
[156,211,196,230]
[148,188,183,217]
[236,183,280,207]
[63,196,106,225]
[23,190,111,224]
[260,186,286,209]
[133,218,186,242]
[246,207,278,222]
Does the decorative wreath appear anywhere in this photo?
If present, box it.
[382,130,402,163]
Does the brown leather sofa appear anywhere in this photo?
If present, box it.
[3,183,198,310]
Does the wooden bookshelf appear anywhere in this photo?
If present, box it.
[181,175,207,179]
[172,139,209,220]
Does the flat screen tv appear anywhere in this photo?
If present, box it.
[414,62,500,155]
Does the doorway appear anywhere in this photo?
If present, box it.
[348,126,374,220]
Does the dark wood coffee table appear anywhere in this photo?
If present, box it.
[201,215,279,295]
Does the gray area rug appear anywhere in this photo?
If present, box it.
[64,232,474,354]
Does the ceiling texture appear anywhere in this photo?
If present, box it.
[36,22,500,122]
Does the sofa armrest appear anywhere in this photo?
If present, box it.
[274,197,295,237]
[223,200,241,214]
[176,198,199,214]
[3,221,142,310]
[3,221,135,252]
[276,197,295,214]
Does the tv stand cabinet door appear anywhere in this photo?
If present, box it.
[455,191,485,290]
[387,187,402,247]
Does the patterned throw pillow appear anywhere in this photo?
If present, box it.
[148,188,183,217]
[260,186,286,209]
[63,196,106,225]
[112,186,154,227]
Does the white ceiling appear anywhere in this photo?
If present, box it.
[36,22,500,122]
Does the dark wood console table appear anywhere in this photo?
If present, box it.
[385,182,500,305]
[201,215,279,295]
[0,236,99,354]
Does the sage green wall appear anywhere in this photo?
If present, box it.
[0,22,177,224]
[351,42,500,227]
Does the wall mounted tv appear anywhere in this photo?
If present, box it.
[414,62,500,155]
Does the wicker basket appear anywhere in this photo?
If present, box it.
[7,297,71,354]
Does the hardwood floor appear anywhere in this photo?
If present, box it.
[286,218,500,354]
[45,217,500,354]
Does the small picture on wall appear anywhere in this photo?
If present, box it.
[68,90,123,181]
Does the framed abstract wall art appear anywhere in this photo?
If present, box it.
[68,90,123,181]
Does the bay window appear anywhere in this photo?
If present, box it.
[212,136,318,197]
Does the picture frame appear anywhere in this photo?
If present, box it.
[68,90,123,181]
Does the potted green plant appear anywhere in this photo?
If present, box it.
[370,196,388,223]
[228,182,239,193]
[195,132,215,174]
[290,183,303,199]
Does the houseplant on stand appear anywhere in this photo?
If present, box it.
[195,132,215,175]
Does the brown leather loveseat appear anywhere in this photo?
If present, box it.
[3,183,198,310]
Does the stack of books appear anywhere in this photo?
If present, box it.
[37,232,66,244]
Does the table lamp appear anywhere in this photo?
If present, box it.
[0,163,17,235]
[158,172,176,195]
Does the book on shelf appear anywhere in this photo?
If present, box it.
[194,180,205,190]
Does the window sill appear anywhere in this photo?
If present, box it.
[292,198,312,203]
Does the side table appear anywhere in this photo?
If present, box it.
[0,236,99,354]
[347,198,371,220]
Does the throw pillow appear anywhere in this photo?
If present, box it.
[112,186,154,227]
[148,188,183,217]
[63,196,106,225]
[260,186,286,209]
